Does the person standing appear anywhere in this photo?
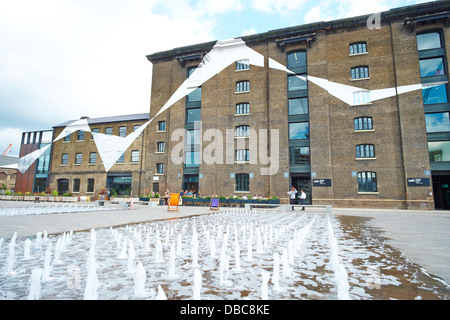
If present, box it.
[299,190,307,211]
[288,187,298,210]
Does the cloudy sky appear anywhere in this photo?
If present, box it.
[0,0,432,156]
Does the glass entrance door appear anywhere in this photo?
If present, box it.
[291,175,311,204]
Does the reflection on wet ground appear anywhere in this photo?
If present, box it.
[0,210,449,300]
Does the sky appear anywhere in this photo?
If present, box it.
[0,0,434,157]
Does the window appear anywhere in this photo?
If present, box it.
[288,74,307,91]
[354,117,373,131]
[77,131,85,141]
[429,141,450,162]
[89,152,97,164]
[289,122,309,140]
[236,103,250,115]
[186,129,201,145]
[91,128,99,140]
[133,125,140,132]
[349,42,367,55]
[235,149,250,162]
[119,126,127,137]
[73,179,80,193]
[356,144,375,159]
[419,57,445,77]
[235,173,249,192]
[75,153,83,165]
[116,153,124,163]
[423,84,448,104]
[353,91,371,105]
[288,98,308,115]
[87,179,95,193]
[287,51,307,69]
[236,59,250,71]
[236,81,250,93]
[64,134,71,142]
[351,66,369,80]
[417,32,442,51]
[105,127,113,135]
[157,142,165,153]
[187,87,202,102]
[358,172,377,193]
[156,163,164,174]
[186,108,201,123]
[184,151,200,167]
[131,150,139,162]
[425,113,450,133]
[61,154,69,165]
[235,125,250,137]
[289,147,310,166]
[158,121,166,132]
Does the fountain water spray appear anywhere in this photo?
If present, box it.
[193,269,202,300]
[134,262,151,298]
[28,268,44,300]
[261,270,270,300]
[24,238,32,260]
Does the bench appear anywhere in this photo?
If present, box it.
[244,203,283,211]
[281,204,332,213]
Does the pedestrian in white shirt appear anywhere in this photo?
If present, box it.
[299,190,306,211]
[288,187,298,210]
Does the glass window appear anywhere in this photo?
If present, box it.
[87,179,94,193]
[131,150,139,162]
[186,129,201,145]
[235,149,250,162]
[423,84,448,104]
[289,147,310,166]
[61,153,69,165]
[158,121,166,132]
[91,128,99,140]
[235,173,250,192]
[288,74,307,91]
[289,122,309,140]
[235,125,250,137]
[64,134,71,142]
[358,172,377,193]
[185,151,200,167]
[119,126,127,137]
[236,81,250,92]
[157,163,164,174]
[89,152,97,164]
[351,66,369,80]
[419,57,445,77]
[425,113,450,133]
[353,91,371,105]
[157,142,165,153]
[356,145,375,158]
[417,32,442,51]
[236,60,250,71]
[288,98,308,115]
[236,103,250,114]
[105,127,113,135]
[187,87,202,102]
[186,108,201,123]
[354,117,373,131]
[75,153,82,164]
[429,141,450,162]
[77,131,85,141]
[116,153,124,163]
[287,51,307,69]
[349,42,367,55]
[73,179,80,193]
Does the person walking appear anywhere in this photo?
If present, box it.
[288,187,298,210]
[299,190,307,211]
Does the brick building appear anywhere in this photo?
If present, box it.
[145,2,450,209]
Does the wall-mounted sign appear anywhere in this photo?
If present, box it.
[407,178,430,187]
[313,179,332,187]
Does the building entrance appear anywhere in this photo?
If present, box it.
[432,174,450,210]
[182,174,199,197]
[291,174,311,205]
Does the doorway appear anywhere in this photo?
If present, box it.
[291,174,311,205]
[57,179,69,195]
[432,174,450,210]
[182,174,199,196]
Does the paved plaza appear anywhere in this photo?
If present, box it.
[1,200,449,299]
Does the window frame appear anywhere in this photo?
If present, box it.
[235,173,250,192]
[235,125,250,138]
[354,117,374,131]
[349,42,368,55]
[357,171,378,193]
[356,144,375,159]
[235,81,250,93]
[351,66,370,80]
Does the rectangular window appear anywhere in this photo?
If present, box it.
[236,81,250,93]
[417,32,442,51]
[287,51,307,69]
[187,87,202,102]
[184,151,200,168]
[116,153,124,163]
[235,125,250,137]
[289,147,310,166]
[235,173,250,192]
[429,141,450,162]
[73,179,80,193]
[157,163,164,174]
[77,131,85,141]
[119,126,127,137]
[235,149,250,162]
[157,142,165,153]
[186,108,201,123]
[354,117,373,131]
[158,121,166,132]
[288,74,307,91]
[89,152,97,164]
[425,113,450,133]
[64,134,71,142]
[358,172,377,193]
[105,127,113,135]
[349,42,367,55]
[61,153,69,165]
[75,153,83,164]
[87,179,95,193]
[288,98,308,115]
[419,57,445,78]
[236,59,250,71]
[186,129,201,145]
[289,122,309,140]
[91,128,99,140]
[351,66,369,80]
[236,103,250,114]
[353,91,371,105]
[423,84,448,104]
[131,150,139,162]
[356,144,375,158]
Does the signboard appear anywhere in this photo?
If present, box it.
[407,178,431,187]
[313,179,332,187]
